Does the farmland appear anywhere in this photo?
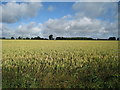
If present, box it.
[2,40,119,88]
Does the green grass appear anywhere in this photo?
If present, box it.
[2,40,119,88]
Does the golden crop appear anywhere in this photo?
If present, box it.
[2,40,119,88]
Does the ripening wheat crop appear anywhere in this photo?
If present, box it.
[2,40,119,88]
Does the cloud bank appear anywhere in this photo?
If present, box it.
[2,16,117,39]
[72,2,118,20]
[2,0,119,2]
[1,2,118,39]
[0,2,42,23]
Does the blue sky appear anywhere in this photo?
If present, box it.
[2,2,75,28]
[0,2,118,38]
[4,2,75,24]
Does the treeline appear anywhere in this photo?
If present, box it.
[0,36,119,40]
[56,37,94,40]
[1,36,48,40]
[56,37,119,40]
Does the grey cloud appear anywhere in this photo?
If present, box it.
[1,2,118,39]
[2,0,119,2]
[2,16,118,38]
[1,2,42,23]
[1,24,15,37]
[16,22,43,37]
[41,16,118,38]
[72,2,118,20]
[2,22,43,38]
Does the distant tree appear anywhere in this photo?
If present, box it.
[11,37,15,39]
[23,38,26,40]
[108,37,116,40]
[26,37,30,40]
[117,38,119,40]
[36,36,41,40]
[56,37,94,40]
[49,34,53,40]
[2,37,6,39]
[31,37,34,40]
[97,38,108,40]
[18,36,22,40]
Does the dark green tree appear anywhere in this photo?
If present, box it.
[11,37,15,39]
[108,37,116,40]
[49,34,53,40]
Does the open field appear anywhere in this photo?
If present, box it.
[2,40,119,88]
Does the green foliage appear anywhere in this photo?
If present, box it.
[2,40,119,88]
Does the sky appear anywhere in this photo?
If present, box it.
[0,1,118,39]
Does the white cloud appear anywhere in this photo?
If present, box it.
[0,23,2,37]
[1,2,118,39]
[2,22,43,38]
[78,0,119,2]
[2,15,118,39]
[48,6,55,11]
[41,16,118,38]
[2,0,119,2]
[16,22,43,37]
[0,2,42,23]
[2,0,41,2]
[72,2,118,20]
[1,24,15,37]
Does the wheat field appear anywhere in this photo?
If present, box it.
[2,40,119,88]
